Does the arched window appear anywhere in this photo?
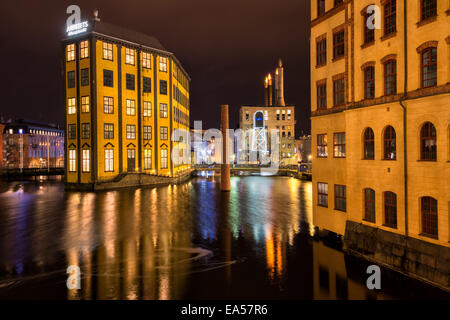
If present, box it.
[383,126,396,160]
[364,128,375,160]
[384,192,397,229]
[421,197,438,237]
[421,47,437,88]
[420,122,437,161]
[364,188,375,223]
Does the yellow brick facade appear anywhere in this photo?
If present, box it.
[310,0,449,247]
[63,22,190,188]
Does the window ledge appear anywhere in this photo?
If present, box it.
[332,55,345,63]
[416,16,437,28]
[382,224,397,229]
[315,64,327,69]
[362,158,375,161]
[361,41,375,49]
[334,208,347,213]
[419,233,438,240]
[318,204,328,208]
[363,219,376,224]
[417,159,437,162]
[380,31,397,42]
[382,159,397,161]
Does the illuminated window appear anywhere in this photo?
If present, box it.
[103,42,113,60]
[421,197,438,237]
[81,123,90,139]
[334,185,347,212]
[143,101,152,117]
[68,124,76,140]
[160,149,168,169]
[264,110,269,121]
[317,134,328,158]
[384,192,397,228]
[159,56,168,72]
[143,52,151,69]
[105,149,114,172]
[81,96,90,113]
[67,44,75,62]
[420,122,437,161]
[82,149,90,173]
[364,66,375,99]
[144,126,152,140]
[126,125,136,140]
[80,40,89,59]
[383,126,396,160]
[364,188,376,222]
[104,123,114,139]
[160,127,168,140]
[144,149,152,170]
[125,48,135,65]
[287,110,292,120]
[421,47,437,88]
[160,103,168,118]
[69,149,76,172]
[103,96,114,114]
[126,99,136,116]
[68,98,76,115]
[318,182,328,207]
[333,132,346,158]
[363,128,375,160]
[384,60,397,95]
[245,112,249,121]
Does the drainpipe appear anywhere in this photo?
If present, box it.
[399,0,408,237]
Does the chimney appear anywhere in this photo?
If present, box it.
[264,76,269,106]
[274,58,286,106]
[268,73,273,106]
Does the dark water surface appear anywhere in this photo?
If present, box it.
[0,176,448,300]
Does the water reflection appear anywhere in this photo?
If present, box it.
[0,178,448,300]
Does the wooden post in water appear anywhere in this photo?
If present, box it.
[221,105,231,192]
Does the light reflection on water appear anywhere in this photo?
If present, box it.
[0,178,448,300]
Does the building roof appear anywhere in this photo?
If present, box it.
[90,20,168,53]
[63,19,191,80]
[3,119,63,132]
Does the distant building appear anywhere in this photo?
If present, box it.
[62,13,191,189]
[239,59,296,164]
[2,119,64,169]
[295,135,312,163]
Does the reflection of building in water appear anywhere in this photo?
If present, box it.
[313,241,385,300]
[238,60,296,164]
[65,187,193,300]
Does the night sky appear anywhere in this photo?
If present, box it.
[0,0,311,135]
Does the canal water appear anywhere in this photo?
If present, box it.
[0,176,447,300]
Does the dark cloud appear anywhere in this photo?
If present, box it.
[0,0,310,134]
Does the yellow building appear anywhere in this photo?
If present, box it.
[62,16,191,190]
[310,0,449,287]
